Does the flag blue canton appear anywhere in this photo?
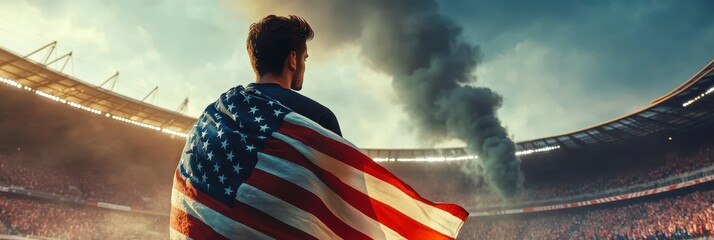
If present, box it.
[178,86,290,206]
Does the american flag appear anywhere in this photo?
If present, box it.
[170,85,468,239]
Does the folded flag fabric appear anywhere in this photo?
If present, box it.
[170,85,469,239]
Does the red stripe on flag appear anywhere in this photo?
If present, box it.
[170,207,229,240]
[264,140,455,240]
[172,171,318,240]
[246,169,372,239]
[279,121,469,221]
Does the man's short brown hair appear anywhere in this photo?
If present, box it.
[247,15,314,77]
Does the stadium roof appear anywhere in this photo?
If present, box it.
[1,44,712,159]
[518,60,714,149]
[0,46,195,136]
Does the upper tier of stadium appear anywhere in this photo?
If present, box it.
[1,44,713,160]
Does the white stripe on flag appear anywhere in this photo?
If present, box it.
[274,132,463,238]
[256,152,407,240]
[236,184,342,240]
[171,188,273,240]
[284,112,360,149]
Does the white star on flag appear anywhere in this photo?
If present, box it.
[259,124,269,132]
[233,163,242,173]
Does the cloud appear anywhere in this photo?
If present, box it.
[0,0,252,116]
[475,40,645,141]
[444,0,714,140]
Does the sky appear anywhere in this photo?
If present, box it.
[0,0,712,149]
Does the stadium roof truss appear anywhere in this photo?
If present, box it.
[0,47,196,136]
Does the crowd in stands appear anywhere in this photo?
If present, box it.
[1,140,713,238]
[461,189,714,239]
[1,143,711,213]
[0,154,171,212]
[393,144,714,209]
[0,197,166,239]
[520,145,714,205]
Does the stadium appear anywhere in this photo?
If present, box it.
[0,38,713,240]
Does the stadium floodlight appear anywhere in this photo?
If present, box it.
[373,155,477,162]
[682,86,714,107]
[110,115,188,138]
[111,115,161,131]
[370,145,563,162]
[162,128,189,138]
[0,77,24,89]
[515,145,561,156]
[2,76,189,138]
[35,90,102,115]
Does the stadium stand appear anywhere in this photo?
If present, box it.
[0,43,713,239]
[0,154,171,212]
[460,187,714,239]
[387,140,714,209]
[0,197,166,239]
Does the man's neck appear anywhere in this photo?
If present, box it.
[256,74,290,89]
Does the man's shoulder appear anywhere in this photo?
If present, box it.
[250,83,332,113]
[291,92,332,112]
[285,91,335,118]
[238,83,341,136]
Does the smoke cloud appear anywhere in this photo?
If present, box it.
[229,0,523,197]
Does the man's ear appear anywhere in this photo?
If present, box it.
[288,51,297,71]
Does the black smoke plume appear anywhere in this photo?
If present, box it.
[230,0,523,197]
